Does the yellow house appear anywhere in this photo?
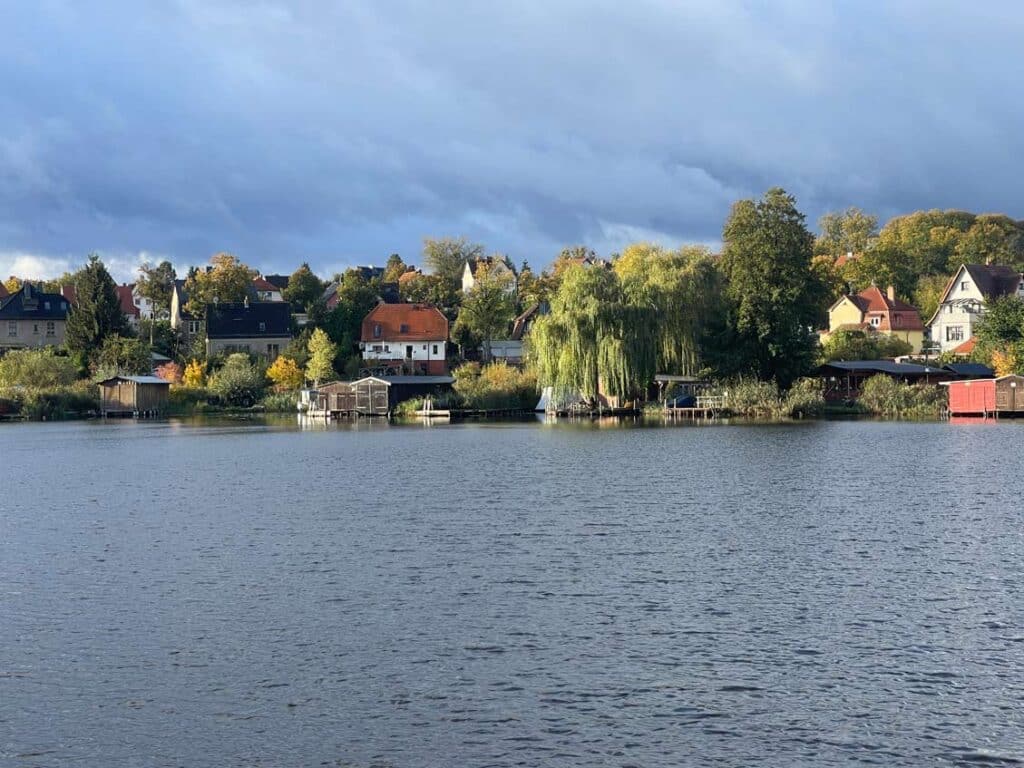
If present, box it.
[823,285,925,353]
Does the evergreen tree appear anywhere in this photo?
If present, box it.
[65,254,129,365]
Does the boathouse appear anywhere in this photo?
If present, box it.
[351,375,455,415]
[943,375,1024,417]
[98,375,170,416]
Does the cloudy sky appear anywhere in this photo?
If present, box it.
[2,1,1023,282]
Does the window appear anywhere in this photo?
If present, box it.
[946,325,964,342]
[399,323,409,334]
[61,301,67,310]
[44,301,50,310]
[422,344,427,350]
[384,344,390,352]
[869,316,880,326]
[432,344,439,355]
[372,344,383,353]
[188,320,201,334]
[266,344,279,359]
[961,281,969,291]
[46,321,55,337]
[7,321,16,337]
[32,323,39,335]
[373,323,382,339]
[258,321,266,332]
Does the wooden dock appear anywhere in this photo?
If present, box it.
[664,395,726,419]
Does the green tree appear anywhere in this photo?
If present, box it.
[974,296,1024,365]
[65,254,129,365]
[319,270,382,368]
[719,188,820,387]
[422,236,484,289]
[453,269,516,361]
[0,348,78,388]
[184,253,256,317]
[383,253,407,283]
[281,263,324,311]
[814,207,879,258]
[136,260,176,320]
[818,329,912,362]
[399,272,459,313]
[954,214,1024,269]
[912,274,950,323]
[530,265,657,402]
[208,353,264,406]
[94,335,152,378]
[306,328,337,385]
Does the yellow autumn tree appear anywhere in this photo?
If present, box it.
[991,348,1019,377]
[266,356,304,392]
[182,359,206,388]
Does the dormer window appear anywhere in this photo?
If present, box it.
[44,301,50,310]
[373,323,382,338]
[258,321,266,332]
[399,323,409,334]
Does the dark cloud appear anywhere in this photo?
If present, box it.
[2,0,1024,280]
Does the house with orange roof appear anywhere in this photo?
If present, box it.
[823,284,925,353]
[252,275,284,302]
[360,303,449,375]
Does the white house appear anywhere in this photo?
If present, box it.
[360,303,450,375]
[461,257,517,294]
[927,263,1024,352]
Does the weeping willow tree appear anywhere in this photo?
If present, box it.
[530,244,724,401]
[530,265,657,401]
[615,243,722,377]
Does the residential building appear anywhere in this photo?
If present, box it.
[823,285,925,352]
[116,285,141,328]
[205,300,292,360]
[170,280,204,347]
[131,283,157,320]
[0,284,71,351]
[252,276,284,302]
[928,264,1024,352]
[360,303,448,375]
[462,257,517,294]
[262,274,291,293]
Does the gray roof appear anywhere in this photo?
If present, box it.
[0,285,70,319]
[98,375,171,385]
[352,375,455,386]
[943,363,994,377]
[819,360,947,375]
[206,301,292,338]
[962,264,1022,300]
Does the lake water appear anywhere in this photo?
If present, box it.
[1,417,1023,767]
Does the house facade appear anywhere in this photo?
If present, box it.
[252,276,285,302]
[205,300,292,360]
[0,284,71,351]
[170,279,204,348]
[462,257,517,294]
[360,303,449,375]
[824,285,925,352]
[928,264,1024,352]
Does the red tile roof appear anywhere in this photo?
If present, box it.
[952,336,977,355]
[252,276,280,292]
[116,285,140,317]
[61,285,77,304]
[361,303,448,342]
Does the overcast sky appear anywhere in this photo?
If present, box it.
[2,1,1023,282]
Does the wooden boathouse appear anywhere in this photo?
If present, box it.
[303,375,455,418]
[943,374,1024,417]
[98,375,170,417]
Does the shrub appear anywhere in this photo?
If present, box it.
[781,377,826,418]
[183,359,206,387]
[819,329,912,363]
[155,361,183,383]
[858,374,945,418]
[208,353,265,407]
[0,348,79,389]
[717,378,781,418]
[453,362,538,411]
[259,390,299,412]
[168,386,210,411]
[266,356,304,392]
[1,381,99,420]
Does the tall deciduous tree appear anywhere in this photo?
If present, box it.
[184,253,256,317]
[306,328,337,385]
[94,335,152,378]
[65,254,129,365]
[815,207,879,258]
[136,261,176,319]
[719,188,819,387]
[383,253,407,283]
[422,236,485,290]
[454,269,516,361]
[282,263,324,311]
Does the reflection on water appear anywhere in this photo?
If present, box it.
[1,418,1022,767]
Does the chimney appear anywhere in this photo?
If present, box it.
[886,285,896,301]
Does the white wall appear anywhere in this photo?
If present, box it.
[362,339,445,362]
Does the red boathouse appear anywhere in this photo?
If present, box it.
[943,375,1024,417]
